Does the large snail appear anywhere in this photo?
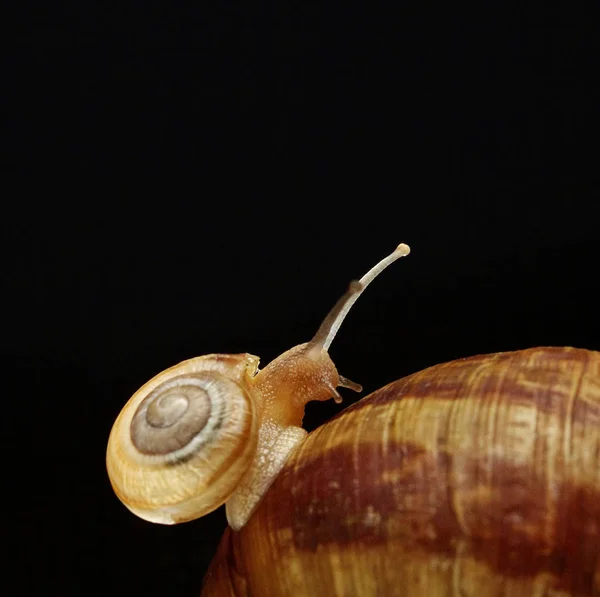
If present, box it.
[106,244,600,597]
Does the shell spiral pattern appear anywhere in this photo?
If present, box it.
[130,374,226,460]
[106,355,260,524]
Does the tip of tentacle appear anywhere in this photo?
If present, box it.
[396,243,410,256]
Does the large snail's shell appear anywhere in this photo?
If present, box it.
[202,347,600,597]
[106,353,260,524]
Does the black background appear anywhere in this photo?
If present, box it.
[4,2,598,596]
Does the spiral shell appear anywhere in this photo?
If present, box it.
[201,347,600,597]
[106,353,260,524]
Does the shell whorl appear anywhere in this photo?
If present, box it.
[200,346,600,597]
[106,354,260,524]
[130,374,223,460]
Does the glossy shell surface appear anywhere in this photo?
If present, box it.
[107,353,260,524]
[202,347,600,597]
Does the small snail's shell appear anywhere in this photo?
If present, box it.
[201,347,600,597]
[106,353,260,524]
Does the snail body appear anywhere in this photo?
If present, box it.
[201,346,600,596]
[107,244,410,530]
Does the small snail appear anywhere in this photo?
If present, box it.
[107,245,600,597]
[106,243,411,530]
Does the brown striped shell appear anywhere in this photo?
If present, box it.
[201,346,600,597]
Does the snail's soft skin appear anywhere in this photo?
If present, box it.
[201,346,600,597]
